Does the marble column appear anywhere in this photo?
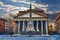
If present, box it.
[26,21,30,31]
[46,20,48,34]
[41,21,43,35]
[18,21,20,34]
[22,21,24,31]
[37,21,39,31]
[32,21,34,31]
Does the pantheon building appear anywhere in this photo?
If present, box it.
[11,9,49,35]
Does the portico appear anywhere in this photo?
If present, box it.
[13,10,48,35]
[15,20,48,34]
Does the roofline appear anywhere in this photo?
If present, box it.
[55,12,60,22]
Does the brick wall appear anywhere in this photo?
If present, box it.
[0,18,5,32]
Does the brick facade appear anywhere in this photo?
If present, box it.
[0,18,6,33]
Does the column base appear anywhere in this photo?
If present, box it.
[41,34,49,36]
[37,30,39,31]
[18,32,20,34]
[12,34,20,36]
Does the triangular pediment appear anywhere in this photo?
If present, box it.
[18,12,44,17]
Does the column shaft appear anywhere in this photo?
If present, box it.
[18,21,20,34]
[46,20,48,34]
[41,21,43,35]
[27,21,29,31]
[37,21,39,31]
[22,21,24,31]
